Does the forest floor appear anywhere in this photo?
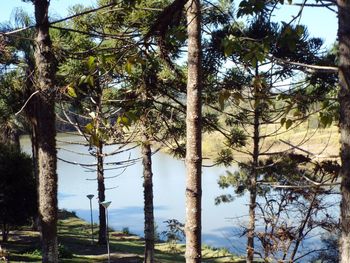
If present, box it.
[1,210,244,263]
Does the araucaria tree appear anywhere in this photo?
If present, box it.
[185,0,202,262]
[33,0,58,261]
[0,0,345,262]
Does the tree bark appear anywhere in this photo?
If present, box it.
[33,1,58,262]
[142,132,155,263]
[97,143,107,244]
[185,1,202,262]
[247,83,260,263]
[338,1,350,262]
[25,47,40,232]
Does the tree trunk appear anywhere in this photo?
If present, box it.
[247,182,257,263]
[185,1,202,262]
[30,125,40,231]
[142,132,155,263]
[247,88,260,263]
[247,68,262,263]
[33,1,58,262]
[338,1,350,262]
[25,49,40,232]
[2,223,9,242]
[97,143,107,244]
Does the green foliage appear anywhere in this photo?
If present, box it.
[214,194,234,205]
[237,0,292,17]
[0,143,36,241]
[237,0,267,17]
[161,219,185,253]
[24,248,42,257]
[22,244,73,259]
[215,149,234,167]
[170,143,186,159]
[217,169,248,196]
[225,128,247,148]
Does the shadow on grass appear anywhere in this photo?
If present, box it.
[3,210,241,262]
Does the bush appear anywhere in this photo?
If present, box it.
[0,143,36,242]
[58,244,73,259]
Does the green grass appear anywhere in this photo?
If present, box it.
[2,210,243,262]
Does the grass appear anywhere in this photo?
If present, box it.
[202,122,340,163]
[1,210,244,263]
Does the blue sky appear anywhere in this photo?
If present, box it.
[0,0,96,22]
[275,4,337,48]
[0,1,337,48]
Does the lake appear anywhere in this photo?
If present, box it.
[20,134,248,254]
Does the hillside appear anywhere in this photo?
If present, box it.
[202,123,340,163]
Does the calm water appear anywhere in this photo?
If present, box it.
[20,135,248,253]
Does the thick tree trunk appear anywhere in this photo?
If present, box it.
[30,125,40,231]
[33,1,58,262]
[142,133,155,263]
[338,1,350,262]
[185,1,202,262]
[97,143,107,244]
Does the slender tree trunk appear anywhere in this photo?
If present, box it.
[26,53,40,232]
[93,77,107,244]
[247,95,260,263]
[338,1,350,262]
[97,143,107,244]
[246,68,261,263]
[142,131,155,263]
[247,180,257,263]
[33,1,58,262]
[185,1,202,262]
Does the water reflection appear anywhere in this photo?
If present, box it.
[20,135,246,252]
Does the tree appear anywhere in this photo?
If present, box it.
[185,0,202,262]
[33,0,59,261]
[0,7,39,191]
[0,144,36,242]
[203,0,341,259]
[141,125,155,262]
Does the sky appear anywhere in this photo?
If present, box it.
[0,0,338,48]
[275,3,337,48]
[0,0,96,22]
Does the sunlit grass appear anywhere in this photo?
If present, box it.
[203,122,340,163]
